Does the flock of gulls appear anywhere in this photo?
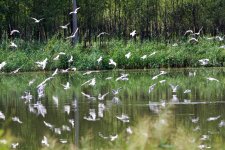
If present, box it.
[1,6,225,150]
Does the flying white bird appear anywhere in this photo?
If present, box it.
[112,87,122,95]
[11,143,19,149]
[149,51,157,57]
[97,56,103,64]
[61,82,70,90]
[116,73,129,81]
[199,59,209,66]
[52,68,58,76]
[41,136,49,147]
[52,96,58,107]
[28,79,36,86]
[69,7,80,14]
[184,89,191,94]
[0,61,6,71]
[109,59,117,67]
[191,27,203,36]
[10,30,20,35]
[81,92,96,100]
[66,28,79,39]
[12,116,22,124]
[60,23,70,29]
[9,41,17,48]
[148,83,157,94]
[53,55,60,61]
[10,67,21,74]
[215,36,224,41]
[97,32,110,37]
[0,111,5,120]
[35,58,48,70]
[188,37,198,43]
[98,92,109,100]
[31,17,44,23]
[43,121,54,129]
[68,55,73,63]
[207,115,220,121]
[169,84,179,92]
[191,117,199,124]
[126,127,133,134]
[184,30,193,35]
[64,105,70,115]
[141,55,147,60]
[130,30,136,37]
[206,77,219,82]
[125,52,131,59]
[116,114,129,123]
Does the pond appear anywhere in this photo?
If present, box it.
[0,68,225,149]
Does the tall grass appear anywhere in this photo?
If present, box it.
[0,37,225,72]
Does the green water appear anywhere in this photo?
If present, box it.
[0,68,225,149]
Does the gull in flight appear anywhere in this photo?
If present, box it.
[52,68,58,76]
[0,61,6,71]
[184,30,193,35]
[184,89,191,94]
[60,139,68,144]
[21,91,32,103]
[10,30,20,35]
[97,56,103,64]
[141,55,147,60]
[66,28,79,39]
[191,117,199,124]
[169,84,179,92]
[206,77,219,82]
[159,80,166,83]
[36,58,48,70]
[61,82,70,90]
[125,52,131,59]
[126,127,133,134]
[43,121,54,129]
[28,79,36,86]
[215,36,224,41]
[130,30,136,37]
[81,92,96,100]
[64,105,70,115]
[199,59,209,66]
[149,51,157,57]
[83,109,99,121]
[109,59,117,67]
[68,55,73,63]
[116,73,129,81]
[188,37,198,43]
[191,27,203,36]
[54,128,61,135]
[207,115,220,121]
[219,120,225,127]
[152,71,167,80]
[69,7,80,14]
[52,96,58,107]
[10,67,21,74]
[34,101,47,117]
[148,83,157,94]
[60,23,70,29]
[82,70,99,75]
[0,111,5,120]
[11,143,19,149]
[116,114,129,123]
[69,119,75,127]
[98,92,109,100]
[53,55,60,61]
[9,41,17,48]
[41,136,49,147]
[12,116,22,124]
[62,125,71,132]
[112,87,122,95]
[31,17,44,23]
[97,32,110,37]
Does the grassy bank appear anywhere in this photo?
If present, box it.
[1,37,225,72]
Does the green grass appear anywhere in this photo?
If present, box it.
[1,37,225,72]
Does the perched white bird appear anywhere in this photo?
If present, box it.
[41,136,49,147]
[36,58,48,70]
[97,32,110,37]
[98,92,109,100]
[68,55,73,63]
[109,59,117,67]
[31,17,44,23]
[199,59,209,66]
[141,55,147,60]
[61,82,70,90]
[12,116,22,124]
[206,77,219,82]
[10,30,20,35]
[0,61,6,71]
[66,28,79,39]
[69,7,80,14]
[169,84,179,92]
[9,41,17,48]
[125,52,131,59]
[130,30,136,37]
[60,23,70,29]
[97,56,103,64]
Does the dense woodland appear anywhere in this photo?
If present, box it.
[1,0,225,45]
